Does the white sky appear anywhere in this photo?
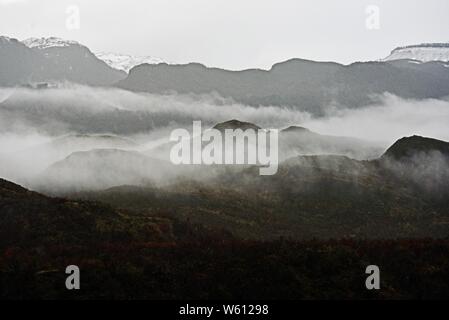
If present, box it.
[1,0,449,70]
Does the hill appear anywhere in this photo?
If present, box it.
[382,135,449,160]
[35,149,177,193]
[0,178,173,249]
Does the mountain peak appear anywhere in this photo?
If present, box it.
[382,135,449,160]
[22,37,81,49]
[213,119,262,131]
[281,126,311,133]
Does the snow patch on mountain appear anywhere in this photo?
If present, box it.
[22,37,80,49]
[95,52,168,73]
[383,43,449,62]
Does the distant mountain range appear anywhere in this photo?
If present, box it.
[117,58,449,114]
[2,36,449,114]
[0,36,170,87]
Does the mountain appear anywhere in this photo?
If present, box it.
[95,52,168,73]
[0,134,140,183]
[0,36,126,86]
[213,119,262,131]
[0,36,47,86]
[281,126,311,133]
[35,149,178,193]
[382,135,449,160]
[379,136,449,192]
[116,58,449,114]
[22,37,126,85]
[379,136,449,196]
[4,36,449,112]
[383,43,449,62]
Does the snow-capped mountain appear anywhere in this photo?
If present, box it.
[22,37,81,49]
[0,36,16,44]
[95,52,168,73]
[0,35,125,86]
[383,43,449,62]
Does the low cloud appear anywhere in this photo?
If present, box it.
[301,94,449,145]
[2,86,449,146]
[1,84,449,192]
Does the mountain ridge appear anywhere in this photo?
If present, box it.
[3,35,449,113]
[117,57,449,114]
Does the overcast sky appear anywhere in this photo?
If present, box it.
[1,0,449,70]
